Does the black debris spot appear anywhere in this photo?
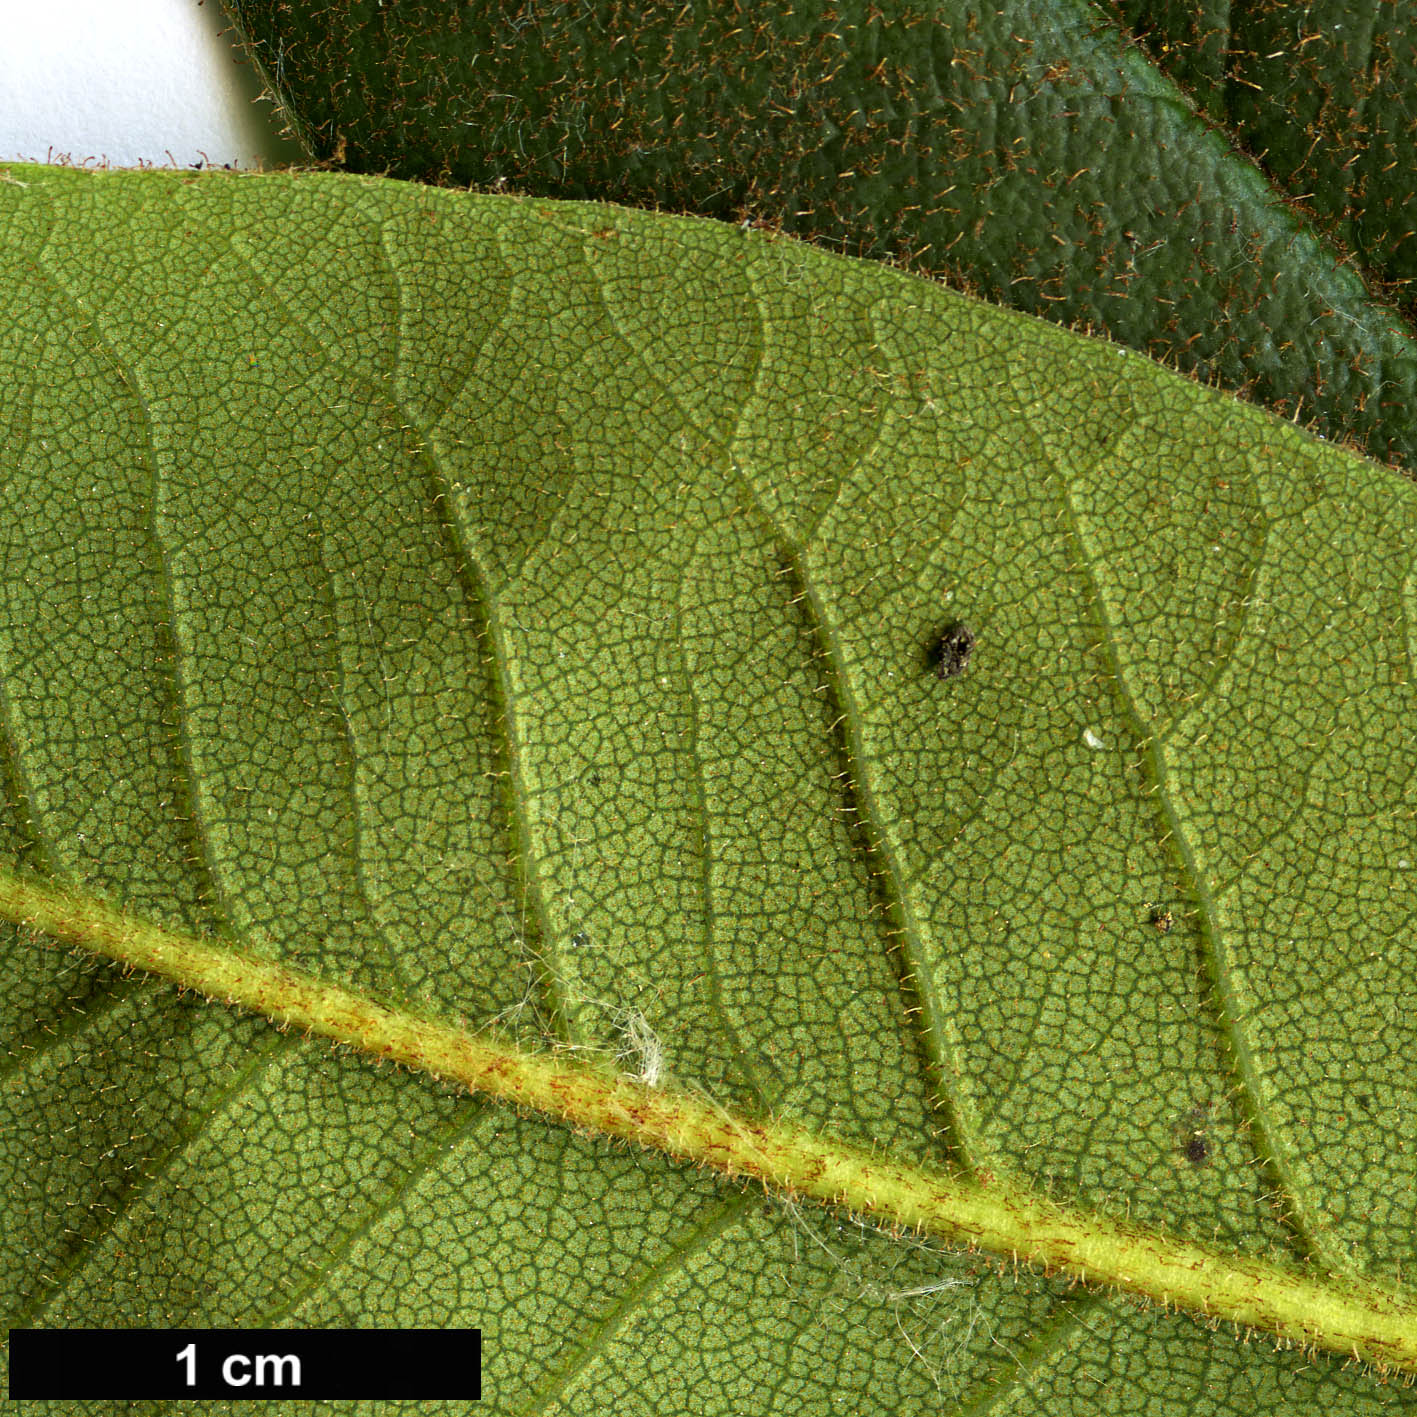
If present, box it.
[1183,1133,1209,1165]
[931,621,976,680]
[571,931,590,949]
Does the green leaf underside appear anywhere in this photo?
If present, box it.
[3,865,1416,1379]
[221,0,1417,472]
[0,164,1414,1413]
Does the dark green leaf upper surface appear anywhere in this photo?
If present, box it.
[222,0,1417,473]
[1,166,1415,1414]
[1114,1,1417,312]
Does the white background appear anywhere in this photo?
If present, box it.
[0,0,302,169]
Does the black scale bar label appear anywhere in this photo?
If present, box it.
[8,1328,481,1400]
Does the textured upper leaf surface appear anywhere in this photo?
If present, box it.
[221,0,1417,472]
[1,166,1416,1414]
[1113,0,1417,312]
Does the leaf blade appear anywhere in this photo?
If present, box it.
[2,164,1416,1412]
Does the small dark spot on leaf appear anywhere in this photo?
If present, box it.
[571,931,590,949]
[932,622,975,680]
[1183,1133,1209,1165]
[1148,905,1174,933]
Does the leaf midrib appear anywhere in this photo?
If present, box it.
[4,863,1414,1373]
